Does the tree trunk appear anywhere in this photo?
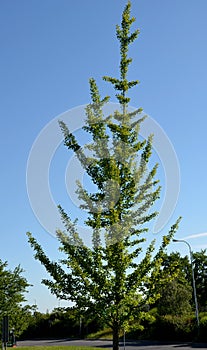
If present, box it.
[112,323,120,350]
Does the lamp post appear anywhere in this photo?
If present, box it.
[173,239,200,329]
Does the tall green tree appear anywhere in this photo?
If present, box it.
[0,260,31,337]
[192,250,207,311]
[27,2,180,349]
[155,252,192,316]
[157,250,207,315]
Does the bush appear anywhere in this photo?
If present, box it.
[198,315,207,342]
[126,313,195,341]
[156,315,195,341]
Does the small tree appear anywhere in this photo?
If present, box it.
[27,2,180,349]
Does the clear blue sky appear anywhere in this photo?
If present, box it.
[1,0,207,312]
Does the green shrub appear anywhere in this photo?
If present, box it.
[128,313,195,341]
[198,315,207,342]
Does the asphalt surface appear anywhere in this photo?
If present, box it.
[17,338,207,349]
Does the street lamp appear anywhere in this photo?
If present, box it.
[173,239,200,329]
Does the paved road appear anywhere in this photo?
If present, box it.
[17,338,207,349]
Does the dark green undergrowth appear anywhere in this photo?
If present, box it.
[86,313,207,343]
[19,310,207,343]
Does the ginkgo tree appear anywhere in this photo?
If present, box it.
[27,2,180,349]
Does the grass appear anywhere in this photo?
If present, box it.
[86,328,113,340]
